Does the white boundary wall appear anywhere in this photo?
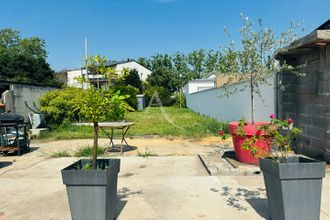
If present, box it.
[185,76,276,122]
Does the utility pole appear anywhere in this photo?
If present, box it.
[85,37,88,61]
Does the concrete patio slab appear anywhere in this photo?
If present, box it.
[0,150,329,219]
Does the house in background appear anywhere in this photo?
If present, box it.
[184,73,216,94]
[184,72,239,94]
[55,59,152,88]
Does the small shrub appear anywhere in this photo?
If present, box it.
[137,148,158,158]
[144,86,174,106]
[74,162,109,170]
[206,119,229,134]
[74,146,106,157]
[111,85,139,110]
[81,163,93,170]
[50,150,71,158]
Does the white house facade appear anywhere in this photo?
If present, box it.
[55,59,152,88]
[113,60,152,81]
[184,75,216,94]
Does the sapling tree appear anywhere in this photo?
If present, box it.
[220,15,304,124]
[75,55,133,169]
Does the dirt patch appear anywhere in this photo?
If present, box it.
[31,137,231,157]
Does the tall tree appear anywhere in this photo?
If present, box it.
[187,49,206,79]
[149,53,173,71]
[146,68,178,93]
[137,57,152,70]
[205,50,221,75]
[172,51,189,87]
[0,28,59,86]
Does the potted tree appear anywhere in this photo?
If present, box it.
[220,15,304,164]
[242,116,326,220]
[61,55,133,220]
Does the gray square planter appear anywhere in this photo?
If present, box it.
[259,157,326,220]
[61,159,120,220]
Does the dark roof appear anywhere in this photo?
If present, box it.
[315,20,330,30]
[55,58,151,74]
[276,20,330,59]
[105,59,136,67]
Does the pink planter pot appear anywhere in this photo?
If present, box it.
[229,122,271,164]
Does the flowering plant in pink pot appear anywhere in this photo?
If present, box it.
[240,115,302,163]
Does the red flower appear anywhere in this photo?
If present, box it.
[219,130,224,136]
[288,118,293,124]
[269,114,275,119]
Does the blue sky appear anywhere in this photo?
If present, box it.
[0,0,329,71]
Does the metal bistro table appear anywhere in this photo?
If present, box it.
[98,122,135,154]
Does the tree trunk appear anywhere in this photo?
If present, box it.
[92,122,98,170]
[250,74,255,124]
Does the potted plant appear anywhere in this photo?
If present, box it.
[227,118,272,164]
[61,55,133,220]
[220,15,304,164]
[245,116,326,220]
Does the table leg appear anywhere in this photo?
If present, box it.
[122,126,131,146]
[110,127,115,149]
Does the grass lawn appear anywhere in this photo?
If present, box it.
[39,107,228,140]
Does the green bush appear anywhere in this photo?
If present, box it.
[115,69,143,93]
[40,87,86,125]
[112,85,139,110]
[75,88,133,123]
[144,86,174,106]
[40,87,133,125]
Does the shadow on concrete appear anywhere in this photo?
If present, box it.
[221,150,237,160]
[219,186,269,217]
[27,147,39,153]
[116,187,143,218]
[116,199,127,218]
[107,145,137,153]
[2,147,39,156]
[246,198,269,219]
[0,161,13,169]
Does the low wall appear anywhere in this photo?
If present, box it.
[4,84,56,122]
[185,77,275,122]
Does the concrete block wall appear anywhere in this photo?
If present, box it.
[4,83,56,123]
[278,46,330,162]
